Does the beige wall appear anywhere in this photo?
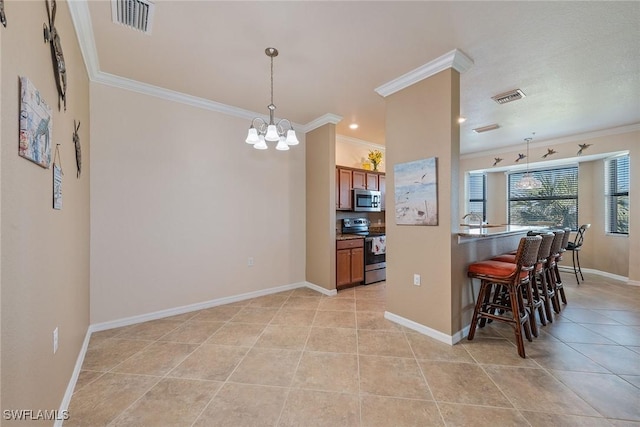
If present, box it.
[460,129,639,281]
[336,136,386,172]
[1,0,90,421]
[385,69,461,336]
[89,83,306,324]
[305,124,336,290]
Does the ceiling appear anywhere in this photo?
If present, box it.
[79,1,640,154]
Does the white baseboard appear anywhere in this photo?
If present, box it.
[56,329,91,427]
[558,266,632,285]
[304,281,338,296]
[384,311,458,345]
[58,280,336,425]
[90,281,311,333]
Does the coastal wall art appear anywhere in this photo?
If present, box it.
[19,76,52,168]
[394,157,438,225]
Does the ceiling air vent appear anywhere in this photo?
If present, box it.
[473,124,500,133]
[111,0,155,34]
[491,89,526,105]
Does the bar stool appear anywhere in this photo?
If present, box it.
[566,224,591,284]
[553,227,572,305]
[492,232,555,335]
[547,229,565,314]
[467,235,542,358]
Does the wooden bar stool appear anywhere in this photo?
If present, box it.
[492,232,555,335]
[547,230,565,314]
[566,224,591,284]
[467,235,542,358]
[553,227,572,305]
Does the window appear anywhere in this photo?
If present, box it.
[508,166,578,229]
[467,173,486,221]
[605,155,629,234]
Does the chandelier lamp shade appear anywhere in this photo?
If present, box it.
[245,48,299,151]
[515,134,543,190]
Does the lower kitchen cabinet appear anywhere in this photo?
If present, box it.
[336,239,364,289]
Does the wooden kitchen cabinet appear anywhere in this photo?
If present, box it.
[378,174,386,211]
[353,170,379,190]
[337,168,353,210]
[336,239,364,289]
[335,166,385,211]
[352,170,366,190]
[366,173,379,191]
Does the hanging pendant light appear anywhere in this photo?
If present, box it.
[245,48,299,150]
[515,134,542,190]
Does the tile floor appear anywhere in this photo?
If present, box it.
[66,272,640,426]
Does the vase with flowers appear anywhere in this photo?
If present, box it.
[368,149,382,171]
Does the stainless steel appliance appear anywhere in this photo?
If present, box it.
[353,189,381,212]
[341,218,386,284]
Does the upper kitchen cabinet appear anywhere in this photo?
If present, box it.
[336,166,385,211]
[353,170,379,190]
[337,168,353,210]
[379,174,386,211]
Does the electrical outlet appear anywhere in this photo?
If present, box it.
[413,274,421,286]
[53,327,59,354]
[248,257,254,267]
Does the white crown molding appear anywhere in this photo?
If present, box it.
[68,0,305,127]
[93,71,280,123]
[461,123,640,160]
[67,0,100,80]
[375,49,474,98]
[336,134,385,151]
[301,113,343,134]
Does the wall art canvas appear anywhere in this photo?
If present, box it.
[53,164,62,210]
[394,157,438,225]
[19,76,52,168]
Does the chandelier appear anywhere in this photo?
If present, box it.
[245,47,299,151]
[515,134,542,190]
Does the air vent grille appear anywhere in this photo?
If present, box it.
[492,89,526,104]
[473,124,500,133]
[111,0,155,34]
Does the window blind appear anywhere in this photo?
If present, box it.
[605,155,629,234]
[508,166,578,229]
[468,173,486,221]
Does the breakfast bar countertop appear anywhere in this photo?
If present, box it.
[336,234,366,241]
[457,224,549,240]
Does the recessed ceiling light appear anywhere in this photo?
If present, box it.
[473,124,500,133]
[349,123,359,130]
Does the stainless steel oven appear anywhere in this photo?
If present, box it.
[364,234,386,284]
[341,218,386,285]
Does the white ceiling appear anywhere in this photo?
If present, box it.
[77,1,640,154]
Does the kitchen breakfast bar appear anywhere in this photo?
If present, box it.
[456,224,567,358]
[453,225,555,351]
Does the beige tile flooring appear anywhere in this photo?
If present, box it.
[66,273,640,426]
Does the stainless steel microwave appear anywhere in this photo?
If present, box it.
[353,189,381,212]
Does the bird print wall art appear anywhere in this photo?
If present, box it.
[515,153,526,162]
[577,144,592,155]
[542,148,557,159]
[492,157,503,167]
